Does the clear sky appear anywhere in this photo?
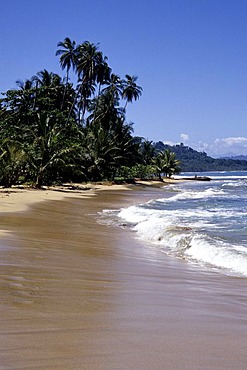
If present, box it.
[1,0,247,157]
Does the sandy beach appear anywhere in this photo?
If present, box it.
[0,183,247,369]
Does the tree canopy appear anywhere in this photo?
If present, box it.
[0,37,182,188]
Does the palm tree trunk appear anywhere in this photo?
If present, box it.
[158,172,164,182]
[35,169,43,188]
[61,68,69,110]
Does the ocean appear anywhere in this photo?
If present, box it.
[103,171,247,278]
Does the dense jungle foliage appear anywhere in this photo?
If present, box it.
[0,38,181,187]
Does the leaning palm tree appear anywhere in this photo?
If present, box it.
[122,74,143,110]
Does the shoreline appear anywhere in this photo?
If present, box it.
[1,181,247,368]
[0,178,177,215]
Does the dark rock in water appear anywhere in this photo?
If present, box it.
[195,176,211,181]
[182,176,211,181]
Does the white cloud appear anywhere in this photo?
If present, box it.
[196,141,209,151]
[162,136,247,157]
[214,137,247,147]
[180,133,189,143]
[163,140,176,146]
[207,136,247,157]
[163,133,189,147]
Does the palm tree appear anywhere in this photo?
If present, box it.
[113,119,139,168]
[165,150,181,177]
[0,139,26,187]
[95,57,111,96]
[32,70,68,112]
[16,79,34,91]
[65,41,105,123]
[14,78,36,116]
[26,112,75,188]
[34,69,53,87]
[56,37,77,84]
[33,69,64,89]
[56,38,77,110]
[87,89,123,130]
[85,123,119,181]
[141,139,156,165]
[122,74,142,110]
[75,41,105,120]
[153,149,181,181]
[102,73,123,100]
[75,41,103,83]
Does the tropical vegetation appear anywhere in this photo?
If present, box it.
[0,37,181,187]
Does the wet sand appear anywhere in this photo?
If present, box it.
[0,187,247,369]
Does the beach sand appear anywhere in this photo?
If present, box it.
[0,184,247,369]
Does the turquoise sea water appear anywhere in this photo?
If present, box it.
[105,171,247,277]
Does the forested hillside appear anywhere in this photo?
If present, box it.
[154,142,247,172]
[220,155,247,161]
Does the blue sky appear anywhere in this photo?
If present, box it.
[1,0,247,157]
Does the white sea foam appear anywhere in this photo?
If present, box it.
[132,216,247,276]
[118,205,156,223]
[119,201,239,225]
[116,202,247,277]
[221,180,247,190]
[184,235,247,277]
[154,188,227,204]
[112,172,247,277]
